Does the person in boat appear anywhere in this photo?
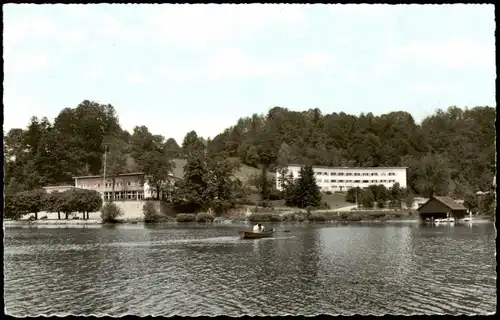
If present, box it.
[253,223,261,232]
[259,223,265,232]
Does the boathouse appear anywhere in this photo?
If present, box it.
[417,195,468,221]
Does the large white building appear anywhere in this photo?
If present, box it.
[276,165,408,192]
[72,172,180,201]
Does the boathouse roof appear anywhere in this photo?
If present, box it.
[418,195,467,212]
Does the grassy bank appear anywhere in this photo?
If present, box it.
[244,209,416,223]
[244,191,350,209]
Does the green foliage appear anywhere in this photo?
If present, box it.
[346,187,361,203]
[172,145,208,213]
[102,135,129,201]
[196,212,215,223]
[15,189,47,220]
[288,165,322,208]
[259,166,270,201]
[308,212,327,222]
[247,212,283,222]
[143,201,159,223]
[389,183,403,208]
[44,191,64,219]
[176,213,196,222]
[130,126,175,200]
[100,202,123,223]
[3,102,495,206]
[181,130,206,158]
[403,190,415,209]
[478,192,495,216]
[360,188,375,208]
[164,138,181,158]
[4,193,22,219]
[404,154,451,198]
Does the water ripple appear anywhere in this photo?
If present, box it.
[4,224,496,316]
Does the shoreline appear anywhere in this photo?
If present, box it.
[4,217,493,228]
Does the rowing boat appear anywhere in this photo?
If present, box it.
[238,228,275,239]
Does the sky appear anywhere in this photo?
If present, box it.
[3,4,496,144]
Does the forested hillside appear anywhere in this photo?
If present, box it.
[3,100,495,202]
[207,106,496,198]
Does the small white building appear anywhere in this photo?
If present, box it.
[276,164,408,192]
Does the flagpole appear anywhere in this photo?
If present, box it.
[103,145,107,202]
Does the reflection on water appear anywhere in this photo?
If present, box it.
[4,223,496,316]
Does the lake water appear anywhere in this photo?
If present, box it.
[4,222,497,316]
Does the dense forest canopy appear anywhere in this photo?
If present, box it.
[3,100,496,201]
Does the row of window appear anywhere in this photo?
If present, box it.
[315,172,396,176]
[103,191,144,201]
[317,179,396,184]
[104,181,139,187]
[79,181,140,188]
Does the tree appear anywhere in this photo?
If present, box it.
[53,100,121,175]
[5,102,495,210]
[414,154,451,198]
[16,189,46,220]
[403,189,415,210]
[360,188,375,208]
[4,193,22,220]
[276,142,294,168]
[143,201,159,223]
[44,191,63,220]
[259,166,271,201]
[463,192,478,213]
[204,154,241,214]
[181,130,205,158]
[102,135,129,202]
[100,202,123,223]
[389,183,403,208]
[244,145,260,167]
[172,149,208,213]
[368,184,388,207]
[277,168,296,207]
[164,138,181,158]
[77,189,103,219]
[139,150,175,200]
[346,187,362,204]
[291,165,322,208]
[59,190,78,220]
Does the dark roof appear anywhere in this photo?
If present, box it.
[285,164,407,170]
[432,196,467,211]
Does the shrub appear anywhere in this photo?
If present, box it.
[40,216,48,220]
[345,213,362,222]
[281,212,300,222]
[325,191,333,195]
[294,213,306,222]
[143,201,159,223]
[196,212,215,223]
[308,213,327,222]
[268,189,283,201]
[237,199,257,206]
[317,202,331,210]
[258,201,272,208]
[247,212,282,222]
[371,212,386,219]
[176,213,196,222]
[100,202,123,223]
